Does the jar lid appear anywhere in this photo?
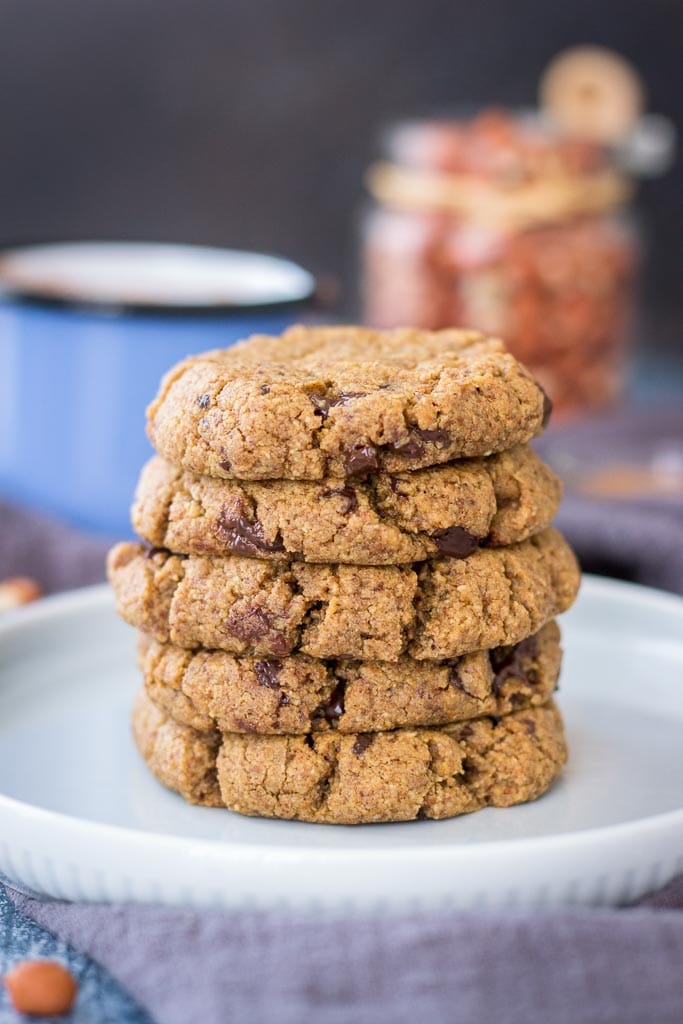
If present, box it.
[0,242,316,314]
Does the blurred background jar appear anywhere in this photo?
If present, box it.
[362,108,639,418]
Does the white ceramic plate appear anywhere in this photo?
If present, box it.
[0,577,681,911]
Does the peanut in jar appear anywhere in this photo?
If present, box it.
[362,111,638,418]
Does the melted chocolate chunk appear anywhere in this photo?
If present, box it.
[415,427,450,445]
[344,444,380,479]
[215,499,285,557]
[489,635,538,694]
[352,733,374,755]
[447,660,465,691]
[224,606,290,656]
[392,426,450,458]
[540,388,553,430]
[433,527,480,558]
[310,391,365,422]
[321,680,346,721]
[219,459,232,472]
[269,633,291,658]
[254,660,282,690]
[391,437,423,458]
[309,393,331,420]
[320,486,358,514]
[197,393,211,409]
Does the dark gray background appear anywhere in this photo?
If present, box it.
[0,0,680,346]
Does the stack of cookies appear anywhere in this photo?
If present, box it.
[108,326,580,825]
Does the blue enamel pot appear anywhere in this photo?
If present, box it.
[0,242,315,535]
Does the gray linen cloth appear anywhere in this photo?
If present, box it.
[5,880,683,1024]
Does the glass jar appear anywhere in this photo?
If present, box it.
[362,110,639,418]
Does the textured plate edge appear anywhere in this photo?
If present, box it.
[0,576,682,909]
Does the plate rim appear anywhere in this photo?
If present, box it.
[0,574,682,866]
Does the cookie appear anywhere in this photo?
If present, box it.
[146,326,550,481]
[133,445,561,564]
[131,689,222,806]
[108,529,579,661]
[132,689,567,824]
[141,621,562,735]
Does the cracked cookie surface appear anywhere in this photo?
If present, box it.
[132,689,567,824]
[141,621,561,735]
[131,689,222,806]
[146,326,550,481]
[108,529,579,661]
[133,445,561,564]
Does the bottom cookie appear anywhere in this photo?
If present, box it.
[132,690,567,825]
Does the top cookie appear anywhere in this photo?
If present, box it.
[146,326,550,481]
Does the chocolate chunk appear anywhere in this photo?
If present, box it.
[279,692,291,708]
[233,716,257,733]
[524,718,537,735]
[344,444,379,479]
[215,498,285,557]
[433,527,480,558]
[197,393,211,409]
[320,486,358,514]
[389,476,404,494]
[224,606,272,641]
[321,680,346,721]
[268,632,291,658]
[489,634,538,694]
[304,734,315,749]
[540,388,553,429]
[391,437,423,458]
[259,384,271,395]
[254,660,282,690]
[310,391,365,422]
[447,660,465,690]
[219,459,232,472]
[224,606,290,656]
[352,733,374,755]
[309,393,331,420]
[415,427,450,445]
[392,426,450,458]
[458,724,474,738]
